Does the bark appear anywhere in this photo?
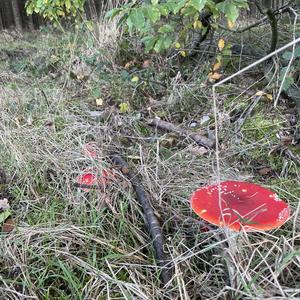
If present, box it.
[0,11,3,30]
[11,0,22,31]
[111,155,171,286]
[3,0,14,28]
[148,119,215,149]
[27,14,35,30]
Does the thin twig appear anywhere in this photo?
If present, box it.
[148,118,215,148]
[218,5,290,34]
[274,7,299,107]
[111,155,171,286]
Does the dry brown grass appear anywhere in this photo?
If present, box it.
[0,11,300,300]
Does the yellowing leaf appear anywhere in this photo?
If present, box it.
[86,21,94,31]
[208,72,222,80]
[213,62,221,71]
[255,91,265,96]
[193,20,202,29]
[119,102,130,113]
[266,93,273,101]
[179,50,186,57]
[95,98,104,106]
[227,20,234,29]
[131,76,139,82]
[124,60,134,69]
[218,39,225,51]
[175,42,181,49]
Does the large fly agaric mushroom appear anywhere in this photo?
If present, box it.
[191,181,290,231]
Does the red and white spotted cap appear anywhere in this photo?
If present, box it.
[191,181,290,231]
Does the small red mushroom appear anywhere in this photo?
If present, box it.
[191,181,290,232]
[76,167,115,192]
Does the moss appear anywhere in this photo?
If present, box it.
[235,105,287,171]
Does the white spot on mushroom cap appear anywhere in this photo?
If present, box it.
[278,207,289,221]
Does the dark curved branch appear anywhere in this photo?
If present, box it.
[111,155,171,286]
[266,8,278,53]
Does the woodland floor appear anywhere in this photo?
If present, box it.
[0,19,300,300]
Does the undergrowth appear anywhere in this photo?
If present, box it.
[0,15,299,300]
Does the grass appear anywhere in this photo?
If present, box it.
[0,16,300,300]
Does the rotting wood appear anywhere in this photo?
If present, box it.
[111,155,171,286]
[148,118,215,149]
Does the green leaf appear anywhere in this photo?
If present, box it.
[189,0,207,11]
[217,2,239,22]
[158,4,169,16]
[158,24,174,33]
[154,37,165,53]
[163,35,173,49]
[144,6,161,23]
[282,47,300,60]
[0,210,11,225]
[141,35,158,52]
[170,0,186,14]
[282,76,294,91]
[105,8,123,19]
[129,8,145,30]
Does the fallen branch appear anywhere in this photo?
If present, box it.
[148,118,215,149]
[111,155,171,286]
[282,148,300,166]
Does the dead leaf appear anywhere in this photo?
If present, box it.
[160,133,178,148]
[187,145,209,156]
[142,60,151,68]
[0,199,10,211]
[2,217,14,233]
[213,62,221,71]
[258,167,272,175]
[218,39,225,51]
[227,20,234,29]
[95,98,104,106]
[266,93,273,101]
[208,72,222,82]
[280,136,292,146]
[255,91,265,97]
[124,60,135,69]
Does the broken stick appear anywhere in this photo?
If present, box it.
[111,155,171,286]
[148,118,215,148]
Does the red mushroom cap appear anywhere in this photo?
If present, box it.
[76,167,115,192]
[191,181,290,232]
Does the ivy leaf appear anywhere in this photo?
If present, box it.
[282,47,300,60]
[171,0,186,14]
[141,35,158,52]
[279,66,295,91]
[129,8,145,31]
[154,37,165,52]
[163,35,173,49]
[217,2,239,23]
[144,6,161,23]
[0,210,11,225]
[158,24,174,33]
[105,8,123,19]
[189,0,207,12]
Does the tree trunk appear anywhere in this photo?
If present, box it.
[0,11,3,30]
[3,0,14,28]
[11,0,23,31]
[27,14,35,30]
